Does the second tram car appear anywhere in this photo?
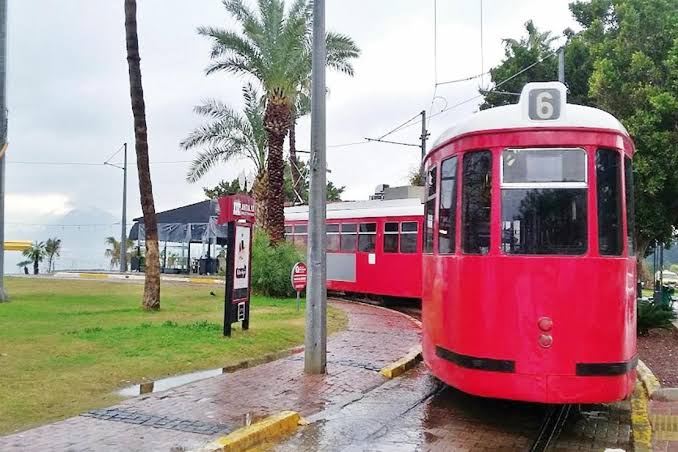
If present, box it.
[285,198,424,299]
[422,82,637,403]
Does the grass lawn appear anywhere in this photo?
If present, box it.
[0,277,347,434]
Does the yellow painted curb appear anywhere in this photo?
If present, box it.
[188,278,221,285]
[637,360,661,398]
[379,345,422,379]
[631,380,654,452]
[203,411,302,452]
[79,273,109,280]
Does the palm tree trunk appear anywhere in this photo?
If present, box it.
[264,96,291,245]
[33,260,38,275]
[125,0,160,310]
[252,171,268,230]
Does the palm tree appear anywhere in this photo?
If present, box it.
[105,237,134,270]
[22,241,45,275]
[124,0,160,310]
[199,0,359,244]
[181,83,269,227]
[45,238,62,273]
[16,260,31,275]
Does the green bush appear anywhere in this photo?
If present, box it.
[251,230,304,297]
[637,298,677,336]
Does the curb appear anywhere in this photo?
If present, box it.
[637,359,661,399]
[379,345,423,379]
[631,380,654,452]
[221,346,305,374]
[53,272,222,285]
[200,411,303,452]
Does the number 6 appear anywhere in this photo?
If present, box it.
[535,92,554,119]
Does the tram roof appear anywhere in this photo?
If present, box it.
[285,197,423,221]
[430,82,629,152]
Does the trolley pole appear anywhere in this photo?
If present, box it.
[419,110,428,182]
[120,143,128,273]
[558,47,565,84]
[0,0,8,302]
[305,0,327,374]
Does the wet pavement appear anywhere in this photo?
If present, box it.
[273,364,632,452]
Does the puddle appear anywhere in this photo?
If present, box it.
[117,367,223,397]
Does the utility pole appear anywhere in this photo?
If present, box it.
[419,110,428,182]
[558,47,565,84]
[305,0,327,374]
[0,0,8,302]
[120,143,128,273]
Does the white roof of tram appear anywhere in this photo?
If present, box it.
[430,82,629,151]
[285,197,423,221]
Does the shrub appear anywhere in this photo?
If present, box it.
[637,298,677,336]
[251,230,304,297]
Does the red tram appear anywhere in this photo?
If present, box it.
[422,82,637,403]
[285,198,423,299]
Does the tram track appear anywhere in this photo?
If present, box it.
[527,404,573,452]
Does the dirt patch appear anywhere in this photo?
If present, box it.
[637,326,678,387]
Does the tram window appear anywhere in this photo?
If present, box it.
[340,223,357,251]
[462,151,492,254]
[294,225,308,234]
[358,223,377,252]
[424,166,437,253]
[384,222,399,253]
[597,149,623,256]
[285,225,293,234]
[400,222,419,253]
[327,223,340,252]
[501,148,587,255]
[285,225,294,243]
[625,156,636,255]
[439,156,458,254]
[293,224,308,247]
[503,148,586,183]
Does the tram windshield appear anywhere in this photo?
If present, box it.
[501,148,587,255]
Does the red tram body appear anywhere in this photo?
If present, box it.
[285,198,423,299]
[422,82,637,403]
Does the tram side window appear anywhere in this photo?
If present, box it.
[501,148,587,255]
[340,223,357,251]
[294,224,308,247]
[597,149,623,256]
[400,222,419,253]
[358,223,377,252]
[424,166,437,253]
[327,223,340,252]
[462,151,492,254]
[439,156,458,254]
[625,156,636,255]
[384,222,399,253]
[285,225,293,243]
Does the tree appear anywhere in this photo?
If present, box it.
[199,0,359,244]
[283,159,344,203]
[105,236,135,270]
[568,0,678,269]
[124,0,161,310]
[203,178,250,199]
[44,238,62,273]
[22,242,45,275]
[16,260,31,275]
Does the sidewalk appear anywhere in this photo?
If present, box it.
[0,300,420,452]
[650,397,678,451]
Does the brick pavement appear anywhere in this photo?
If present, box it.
[0,300,420,452]
[650,399,678,451]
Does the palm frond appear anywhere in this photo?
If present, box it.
[187,145,245,183]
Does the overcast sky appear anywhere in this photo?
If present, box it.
[2,0,579,270]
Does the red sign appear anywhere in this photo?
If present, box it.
[291,262,307,292]
[217,194,256,224]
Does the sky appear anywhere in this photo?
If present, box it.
[2,0,579,271]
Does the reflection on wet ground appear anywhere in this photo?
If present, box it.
[273,364,631,452]
[116,367,223,397]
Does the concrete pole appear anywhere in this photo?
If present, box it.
[0,0,8,302]
[558,47,565,84]
[120,143,128,273]
[305,0,327,374]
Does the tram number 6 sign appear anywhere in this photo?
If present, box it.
[528,88,561,120]
[291,262,307,312]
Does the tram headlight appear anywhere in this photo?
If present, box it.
[538,317,553,332]
[538,334,553,348]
